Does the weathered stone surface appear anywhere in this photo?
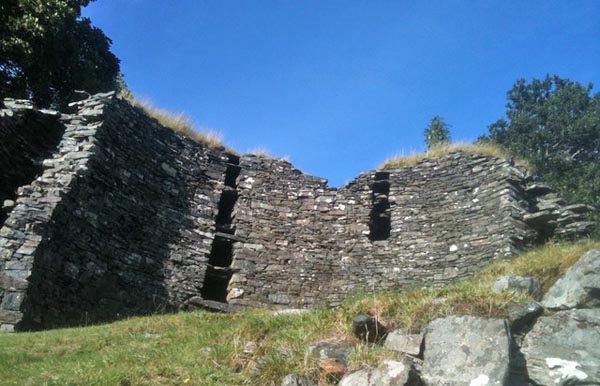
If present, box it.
[522,309,600,385]
[507,301,544,334]
[493,275,542,300]
[352,315,387,343]
[0,93,232,330]
[422,315,510,386]
[542,249,600,310]
[339,359,423,386]
[307,340,352,364]
[384,331,423,357]
[280,374,317,386]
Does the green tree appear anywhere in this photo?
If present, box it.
[425,116,451,149]
[0,0,120,107]
[484,75,600,209]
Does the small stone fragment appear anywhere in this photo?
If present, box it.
[352,314,387,343]
[384,331,423,357]
[280,374,316,386]
[307,340,351,364]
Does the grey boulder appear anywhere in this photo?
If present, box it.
[307,340,352,364]
[493,275,542,300]
[384,331,423,357]
[421,315,510,386]
[339,359,422,386]
[542,249,600,310]
[522,309,600,386]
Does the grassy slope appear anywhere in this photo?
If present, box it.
[0,240,598,386]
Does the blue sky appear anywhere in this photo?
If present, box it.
[84,1,600,187]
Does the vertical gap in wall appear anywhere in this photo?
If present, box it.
[369,171,391,241]
[201,154,241,303]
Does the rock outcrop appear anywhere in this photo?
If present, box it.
[493,275,542,300]
[522,309,600,385]
[542,249,600,310]
[421,316,511,386]
[522,249,600,385]
[316,249,600,386]
[339,359,423,386]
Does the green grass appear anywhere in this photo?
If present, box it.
[0,240,598,386]
[379,142,532,171]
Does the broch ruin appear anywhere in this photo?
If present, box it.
[0,92,595,332]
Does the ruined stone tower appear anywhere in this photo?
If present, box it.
[0,93,594,331]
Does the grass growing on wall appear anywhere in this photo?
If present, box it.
[379,142,532,171]
[125,96,225,149]
[245,147,290,161]
[0,240,598,386]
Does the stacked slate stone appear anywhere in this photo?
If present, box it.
[0,92,236,331]
[228,155,339,308]
[226,151,593,310]
[0,94,113,332]
[0,91,595,331]
[523,182,596,240]
[313,154,535,305]
[0,100,64,225]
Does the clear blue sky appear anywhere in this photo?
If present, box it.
[84,1,600,187]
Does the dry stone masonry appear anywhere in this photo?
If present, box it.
[0,92,595,331]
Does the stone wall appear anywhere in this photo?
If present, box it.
[0,93,594,331]
[0,101,64,225]
[0,94,235,330]
[226,153,538,308]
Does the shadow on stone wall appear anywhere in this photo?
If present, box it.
[17,102,207,330]
[0,108,65,225]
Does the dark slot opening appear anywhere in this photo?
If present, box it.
[200,265,232,303]
[224,162,241,187]
[215,188,237,233]
[201,155,241,303]
[207,236,233,267]
[369,171,391,241]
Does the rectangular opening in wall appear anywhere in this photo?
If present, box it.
[369,171,391,241]
[200,265,232,302]
[200,155,240,303]
[207,236,233,267]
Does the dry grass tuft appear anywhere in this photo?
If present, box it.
[246,147,273,158]
[379,142,532,171]
[246,147,290,162]
[125,96,224,148]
